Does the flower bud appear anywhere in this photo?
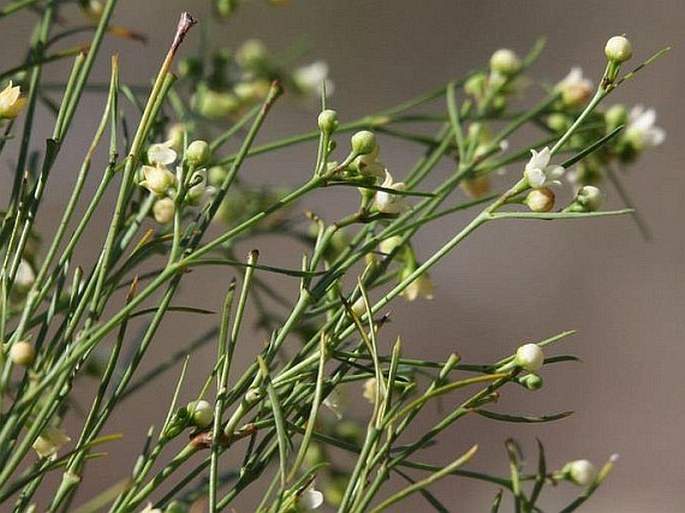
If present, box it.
[186,399,214,428]
[525,187,555,213]
[185,140,211,167]
[514,343,544,372]
[317,109,338,134]
[0,81,27,120]
[564,459,598,487]
[140,165,176,196]
[233,80,271,104]
[378,235,403,256]
[214,0,238,19]
[153,198,175,224]
[32,426,71,459]
[605,104,628,131]
[208,165,228,187]
[604,36,632,63]
[166,123,185,151]
[10,341,35,366]
[351,130,377,156]
[459,175,491,199]
[400,267,434,302]
[350,296,366,318]
[579,185,603,211]
[196,90,240,120]
[245,387,263,403]
[489,49,521,76]
[519,373,543,391]
[235,39,267,69]
[362,377,377,404]
[14,259,35,294]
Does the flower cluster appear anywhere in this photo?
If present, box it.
[138,134,216,224]
[185,38,332,120]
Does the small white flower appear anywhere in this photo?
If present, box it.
[14,259,35,294]
[186,169,217,206]
[523,147,564,189]
[293,61,334,97]
[400,267,434,302]
[566,459,598,487]
[375,171,410,214]
[298,484,324,510]
[0,81,27,119]
[323,389,342,419]
[626,105,665,150]
[32,426,71,459]
[147,141,177,167]
[555,67,593,107]
[515,343,544,373]
[362,377,377,404]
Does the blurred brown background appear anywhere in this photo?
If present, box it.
[3,0,685,511]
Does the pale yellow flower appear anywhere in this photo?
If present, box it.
[0,81,27,120]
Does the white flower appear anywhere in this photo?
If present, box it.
[323,389,342,419]
[378,235,403,256]
[523,147,564,189]
[400,266,434,302]
[514,343,544,373]
[186,169,217,206]
[0,81,27,119]
[147,141,177,167]
[293,61,334,97]
[625,105,665,150]
[140,165,176,196]
[362,377,377,404]
[566,459,598,487]
[14,259,35,294]
[32,426,71,459]
[555,67,593,107]
[375,171,410,214]
[298,484,324,510]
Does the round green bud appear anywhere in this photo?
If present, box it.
[10,341,35,366]
[196,90,240,120]
[489,48,521,76]
[214,0,238,19]
[547,113,571,132]
[185,140,211,167]
[208,165,228,187]
[525,187,555,213]
[350,130,377,156]
[605,104,628,131]
[317,109,339,134]
[514,343,544,373]
[519,373,543,391]
[576,185,603,212]
[186,400,214,429]
[604,36,633,63]
[177,56,203,79]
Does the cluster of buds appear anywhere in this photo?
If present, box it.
[138,132,216,225]
[464,48,523,114]
[188,38,332,120]
[544,36,664,189]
